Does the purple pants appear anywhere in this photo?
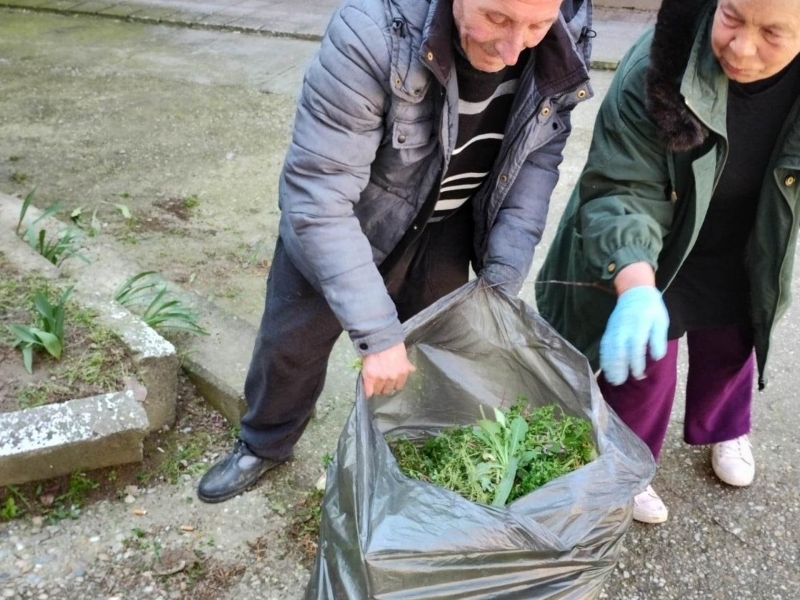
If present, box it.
[598,324,754,461]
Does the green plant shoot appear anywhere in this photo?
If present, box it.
[9,286,74,373]
[15,190,87,266]
[115,271,208,335]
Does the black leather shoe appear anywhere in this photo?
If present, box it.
[197,439,289,503]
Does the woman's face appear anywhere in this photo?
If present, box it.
[711,0,800,83]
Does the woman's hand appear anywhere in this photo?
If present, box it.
[600,263,669,385]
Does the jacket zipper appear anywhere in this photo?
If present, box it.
[758,170,798,388]
[484,81,587,226]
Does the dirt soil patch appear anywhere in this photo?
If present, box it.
[0,252,137,412]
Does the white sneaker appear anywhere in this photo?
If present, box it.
[711,434,755,487]
[633,485,668,524]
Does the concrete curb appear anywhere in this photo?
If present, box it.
[0,390,149,486]
[0,194,180,483]
[182,349,247,426]
[55,234,257,428]
[75,292,179,432]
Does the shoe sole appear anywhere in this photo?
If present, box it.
[633,510,668,524]
[711,459,754,487]
[197,478,264,504]
[713,470,754,487]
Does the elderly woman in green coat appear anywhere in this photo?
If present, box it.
[536,0,800,523]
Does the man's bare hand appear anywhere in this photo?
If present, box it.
[361,342,416,397]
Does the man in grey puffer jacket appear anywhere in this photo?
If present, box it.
[198,0,594,503]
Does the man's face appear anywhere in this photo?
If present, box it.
[451,0,563,73]
[711,0,800,83]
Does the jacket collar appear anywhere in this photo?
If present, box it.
[419,0,454,86]
[680,7,728,141]
[534,13,591,98]
[419,0,589,95]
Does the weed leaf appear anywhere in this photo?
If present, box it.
[22,345,33,374]
[492,407,505,428]
[31,328,61,359]
[9,324,40,345]
[15,188,36,235]
[34,291,55,322]
[114,203,132,219]
[493,455,519,507]
[508,417,528,457]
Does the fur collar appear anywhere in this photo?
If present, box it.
[645,0,712,151]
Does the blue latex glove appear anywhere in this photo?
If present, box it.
[600,286,669,385]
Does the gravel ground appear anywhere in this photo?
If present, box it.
[0,377,323,600]
[0,489,309,600]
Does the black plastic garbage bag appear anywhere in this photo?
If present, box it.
[306,280,656,600]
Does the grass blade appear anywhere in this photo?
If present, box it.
[115,273,164,308]
[30,199,64,227]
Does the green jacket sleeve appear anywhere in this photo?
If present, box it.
[576,35,676,283]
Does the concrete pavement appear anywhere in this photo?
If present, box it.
[0,0,656,69]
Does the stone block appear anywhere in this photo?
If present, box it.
[0,391,149,486]
[183,354,246,425]
[76,292,179,432]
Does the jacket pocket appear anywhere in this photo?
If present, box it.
[372,117,437,194]
[392,117,434,149]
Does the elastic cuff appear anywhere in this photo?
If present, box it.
[598,246,657,282]
[350,319,406,357]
